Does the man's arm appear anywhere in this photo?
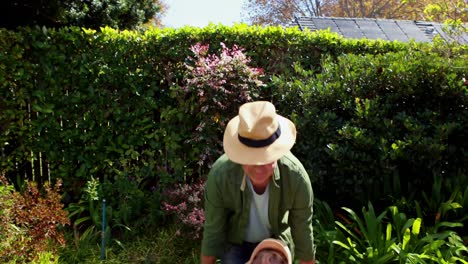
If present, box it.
[201,159,229,262]
[288,161,316,262]
[201,254,217,264]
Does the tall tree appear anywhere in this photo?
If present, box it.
[419,0,468,23]
[242,0,467,26]
[242,0,328,25]
[419,0,468,42]
[0,0,166,30]
[322,0,425,19]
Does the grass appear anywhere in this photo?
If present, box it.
[59,224,201,264]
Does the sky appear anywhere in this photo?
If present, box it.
[162,0,246,28]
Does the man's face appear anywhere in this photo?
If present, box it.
[251,249,287,264]
[242,161,277,187]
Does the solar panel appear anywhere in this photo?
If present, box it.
[433,24,468,45]
[288,17,468,45]
[334,19,363,39]
[433,24,455,41]
[377,20,409,42]
[297,18,317,31]
[397,21,431,42]
[355,19,388,41]
[312,18,340,33]
[460,33,468,45]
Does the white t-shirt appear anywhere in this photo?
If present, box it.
[244,177,272,243]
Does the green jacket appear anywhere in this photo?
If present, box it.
[201,151,315,261]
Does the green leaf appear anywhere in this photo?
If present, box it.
[411,218,421,236]
[74,216,91,226]
[402,228,411,249]
[386,223,392,241]
[32,104,54,114]
[333,240,351,250]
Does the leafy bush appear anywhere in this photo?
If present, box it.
[417,174,468,229]
[161,180,205,239]
[182,42,263,168]
[275,50,468,209]
[312,199,342,263]
[67,176,134,251]
[331,202,468,263]
[0,175,69,262]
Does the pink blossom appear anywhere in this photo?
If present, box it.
[160,180,206,239]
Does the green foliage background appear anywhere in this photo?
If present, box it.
[0,25,467,214]
[0,0,161,30]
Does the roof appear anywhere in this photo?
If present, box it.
[289,16,468,45]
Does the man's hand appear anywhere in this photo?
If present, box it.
[201,254,216,264]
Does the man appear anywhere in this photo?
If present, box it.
[246,238,292,264]
[201,101,316,264]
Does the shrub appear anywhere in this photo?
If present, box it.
[0,174,70,262]
[332,201,468,263]
[161,180,205,239]
[274,50,468,209]
[182,42,264,168]
[67,175,136,251]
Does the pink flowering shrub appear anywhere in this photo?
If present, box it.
[183,42,264,167]
[161,180,206,239]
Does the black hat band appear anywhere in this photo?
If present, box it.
[238,125,281,148]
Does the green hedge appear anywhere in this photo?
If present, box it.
[274,50,468,208]
[1,25,466,212]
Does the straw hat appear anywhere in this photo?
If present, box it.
[223,101,296,165]
[245,238,292,264]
